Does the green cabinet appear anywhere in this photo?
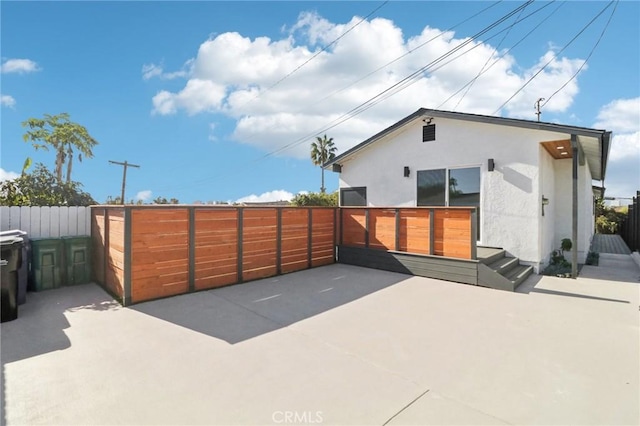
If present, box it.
[63,236,91,286]
[30,238,64,291]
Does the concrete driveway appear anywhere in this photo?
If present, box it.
[2,255,639,425]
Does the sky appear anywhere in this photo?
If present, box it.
[1,0,639,204]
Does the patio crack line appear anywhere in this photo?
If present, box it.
[206,293,291,330]
[382,388,430,425]
[426,390,515,425]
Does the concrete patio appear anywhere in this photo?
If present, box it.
[2,255,639,425]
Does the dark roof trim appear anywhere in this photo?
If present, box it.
[324,108,610,168]
[601,131,612,182]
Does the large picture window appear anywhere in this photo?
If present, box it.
[417,167,480,238]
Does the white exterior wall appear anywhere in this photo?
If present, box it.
[539,146,557,267]
[550,157,593,265]
[338,118,573,267]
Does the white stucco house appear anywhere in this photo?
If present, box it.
[325,108,612,274]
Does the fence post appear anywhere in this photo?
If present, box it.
[276,208,282,275]
[364,208,370,248]
[333,208,337,261]
[470,208,478,260]
[307,208,313,269]
[237,208,243,283]
[429,209,435,255]
[123,207,132,306]
[395,208,400,251]
[103,208,108,286]
[188,207,196,293]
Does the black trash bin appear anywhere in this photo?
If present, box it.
[1,259,18,322]
[1,235,23,322]
[0,230,30,304]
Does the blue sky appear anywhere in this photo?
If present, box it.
[1,1,639,204]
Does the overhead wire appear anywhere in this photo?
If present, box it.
[234,1,389,112]
[155,1,538,193]
[540,0,618,108]
[260,0,534,160]
[305,1,505,112]
[492,0,616,115]
[436,1,566,110]
[451,0,531,111]
[155,1,390,180]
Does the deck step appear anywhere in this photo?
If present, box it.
[504,264,534,289]
[488,256,519,275]
[478,248,506,265]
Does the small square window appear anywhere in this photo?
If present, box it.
[422,124,436,142]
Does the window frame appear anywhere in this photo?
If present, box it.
[340,186,367,207]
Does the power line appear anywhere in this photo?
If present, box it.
[306,1,505,112]
[451,0,531,111]
[109,160,140,204]
[153,1,511,191]
[436,0,565,110]
[157,1,390,179]
[234,1,389,113]
[492,0,615,115]
[155,1,537,194]
[262,0,535,159]
[541,0,618,109]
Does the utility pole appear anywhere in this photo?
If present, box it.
[109,160,140,204]
[535,98,545,122]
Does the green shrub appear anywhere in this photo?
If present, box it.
[585,251,600,266]
[290,191,338,207]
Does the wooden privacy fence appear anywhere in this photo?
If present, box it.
[620,191,639,252]
[91,206,337,305]
[339,207,477,259]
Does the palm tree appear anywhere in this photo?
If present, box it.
[310,134,337,193]
[22,113,98,183]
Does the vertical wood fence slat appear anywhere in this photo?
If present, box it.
[9,207,20,231]
[39,207,51,237]
[19,207,30,233]
[0,206,91,237]
[68,207,78,236]
[0,207,10,230]
[59,207,70,237]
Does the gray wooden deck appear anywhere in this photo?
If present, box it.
[590,234,631,255]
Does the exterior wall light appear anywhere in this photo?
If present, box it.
[542,196,549,216]
[404,166,410,177]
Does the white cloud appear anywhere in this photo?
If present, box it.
[135,190,153,201]
[594,97,640,134]
[592,98,640,198]
[152,79,226,116]
[1,94,16,108]
[151,12,590,158]
[142,62,190,81]
[208,122,217,141]
[0,168,19,181]
[236,190,295,203]
[1,58,40,74]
